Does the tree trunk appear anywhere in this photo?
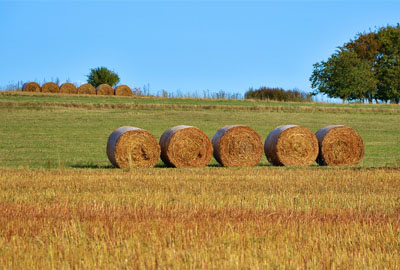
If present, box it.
[342,98,346,104]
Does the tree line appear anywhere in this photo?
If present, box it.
[310,24,400,104]
[245,87,313,102]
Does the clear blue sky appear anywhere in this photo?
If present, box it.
[1,0,399,97]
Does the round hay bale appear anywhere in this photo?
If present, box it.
[41,82,60,93]
[59,83,77,94]
[77,83,96,95]
[212,125,263,167]
[22,82,41,92]
[315,125,364,166]
[96,84,114,96]
[107,126,160,168]
[159,125,213,168]
[264,125,318,166]
[115,85,133,96]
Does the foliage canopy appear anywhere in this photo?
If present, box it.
[87,67,120,88]
[310,24,400,104]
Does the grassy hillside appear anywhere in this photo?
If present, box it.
[0,91,399,168]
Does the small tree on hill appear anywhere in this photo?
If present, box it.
[87,67,120,87]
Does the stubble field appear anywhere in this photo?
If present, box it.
[0,92,400,269]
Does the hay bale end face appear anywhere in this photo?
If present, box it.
[115,85,133,96]
[59,83,77,94]
[264,125,319,166]
[22,82,41,92]
[96,84,114,96]
[41,82,60,93]
[316,125,364,166]
[159,125,213,168]
[212,125,263,167]
[107,126,160,168]
[77,83,96,95]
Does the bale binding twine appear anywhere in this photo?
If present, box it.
[115,85,133,96]
[212,125,263,167]
[59,83,77,94]
[96,84,114,96]
[264,125,319,166]
[159,125,213,168]
[315,125,364,166]
[107,126,161,168]
[22,82,41,92]
[77,83,96,95]
[41,82,59,93]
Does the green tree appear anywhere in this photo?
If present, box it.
[376,25,400,103]
[310,24,400,104]
[87,67,120,87]
[310,50,377,103]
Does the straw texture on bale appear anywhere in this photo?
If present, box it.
[22,82,41,92]
[59,83,77,94]
[264,125,319,166]
[212,125,263,167]
[159,125,213,168]
[315,125,364,166]
[96,84,114,96]
[107,126,160,168]
[115,85,133,96]
[41,82,59,93]
[77,83,96,95]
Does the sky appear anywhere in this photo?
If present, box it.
[0,0,399,98]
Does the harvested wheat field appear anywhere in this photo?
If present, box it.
[265,125,319,166]
[107,126,160,168]
[0,168,399,269]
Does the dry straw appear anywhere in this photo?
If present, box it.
[22,82,41,92]
[115,85,133,96]
[59,83,77,94]
[96,84,114,96]
[159,125,213,168]
[212,125,263,167]
[264,125,319,166]
[77,83,96,95]
[107,126,160,168]
[315,125,364,166]
[41,82,59,93]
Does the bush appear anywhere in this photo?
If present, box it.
[244,87,313,102]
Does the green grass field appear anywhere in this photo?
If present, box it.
[0,91,399,168]
[1,92,400,269]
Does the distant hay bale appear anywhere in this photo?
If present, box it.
[212,125,263,167]
[41,82,60,93]
[22,82,41,92]
[264,125,318,166]
[115,85,133,96]
[107,126,160,168]
[315,125,364,166]
[77,83,96,95]
[159,125,213,168]
[59,83,77,94]
[96,84,114,96]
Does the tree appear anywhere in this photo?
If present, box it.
[87,67,120,87]
[376,25,400,103]
[310,24,400,104]
[310,50,377,103]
